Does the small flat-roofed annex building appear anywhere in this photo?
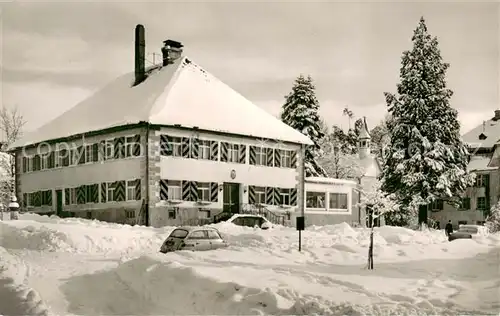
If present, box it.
[9,25,312,227]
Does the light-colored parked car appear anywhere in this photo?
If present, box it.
[448,224,489,242]
[160,226,228,253]
[228,214,273,230]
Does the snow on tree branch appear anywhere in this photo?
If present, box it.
[318,136,364,179]
[356,179,400,221]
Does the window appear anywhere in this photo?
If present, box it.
[306,192,326,208]
[168,208,177,219]
[460,197,471,210]
[430,199,444,211]
[169,228,188,238]
[228,144,239,163]
[125,210,135,219]
[40,154,48,170]
[280,188,291,206]
[281,150,291,168]
[69,148,77,165]
[107,183,115,202]
[199,209,211,219]
[199,140,211,160]
[207,229,222,240]
[255,147,266,165]
[197,182,211,202]
[477,197,487,210]
[105,140,114,160]
[254,186,266,204]
[167,180,182,200]
[126,180,136,201]
[475,174,490,187]
[125,136,140,158]
[169,137,183,157]
[188,230,207,239]
[329,193,348,210]
[26,156,33,172]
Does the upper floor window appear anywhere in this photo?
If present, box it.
[199,140,211,160]
[280,150,292,168]
[475,174,490,187]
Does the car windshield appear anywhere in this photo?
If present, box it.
[458,227,478,234]
[169,229,189,239]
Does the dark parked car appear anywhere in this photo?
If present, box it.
[160,226,228,253]
[448,224,489,242]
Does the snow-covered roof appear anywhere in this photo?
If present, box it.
[305,176,357,186]
[358,117,371,140]
[10,57,312,149]
[462,115,500,149]
[468,155,496,172]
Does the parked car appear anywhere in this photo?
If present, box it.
[228,214,272,230]
[159,226,228,253]
[448,224,489,242]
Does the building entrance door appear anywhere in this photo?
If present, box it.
[223,182,240,214]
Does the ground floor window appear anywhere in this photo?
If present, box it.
[197,182,211,202]
[255,186,266,204]
[167,180,182,200]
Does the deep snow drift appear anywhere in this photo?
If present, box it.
[1,213,499,315]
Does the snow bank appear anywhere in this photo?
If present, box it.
[0,247,49,316]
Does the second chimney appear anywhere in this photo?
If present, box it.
[134,24,146,86]
[161,39,183,66]
[495,109,500,121]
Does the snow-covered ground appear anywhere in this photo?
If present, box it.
[0,214,499,315]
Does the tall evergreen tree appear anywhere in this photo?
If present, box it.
[381,17,474,226]
[281,75,327,177]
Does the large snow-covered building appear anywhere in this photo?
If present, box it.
[8,25,313,227]
[429,109,500,227]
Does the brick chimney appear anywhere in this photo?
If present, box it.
[161,39,183,66]
[134,24,146,86]
[494,109,500,121]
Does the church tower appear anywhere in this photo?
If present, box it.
[358,116,371,160]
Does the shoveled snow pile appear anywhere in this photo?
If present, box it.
[1,213,499,315]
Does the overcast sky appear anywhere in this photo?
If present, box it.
[1,1,498,137]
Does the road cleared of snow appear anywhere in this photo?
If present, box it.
[1,214,499,315]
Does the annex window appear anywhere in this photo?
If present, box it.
[306,192,326,209]
[197,182,211,202]
[476,197,487,210]
[167,180,182,200]
[281,150,291,168]
[199,140,211,160]
[329,193,348,210]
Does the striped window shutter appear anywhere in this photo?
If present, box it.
[190,138,199,159]
[266,148,274,167]
[77,186,86,204]
[249,146,257,165]
[114,181,126,202]
[238,144,246,164]
[190,181,198,201]
[99,141,106,161]
[274,149,281,167]
[35,191,42,207]
[181,137,190,158]
[22,157,27,173]
[132,135,141,157]
[100,183,107,203]
[46,190,53,206]
[65,188,70,205]
[290,150,297,169]
[114,137,125,159]
[290,188,298,206]
[160,179,168,200]
[210,141,219,161]
[273,188,281,205]
[248,185,256,204]
[220,142,229,162]
[210,182,218,202]
[160,135,170,156]
[91,184,99,203]
[265,187,274,205]
[182,181,190,201]
[78,146,85,165]
[134,179,141,200]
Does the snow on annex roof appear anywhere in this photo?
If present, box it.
[11,57,313,149]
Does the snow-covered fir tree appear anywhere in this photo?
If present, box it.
[485,201,500,233]
[281,75,327,177]
[380,17,474,226]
